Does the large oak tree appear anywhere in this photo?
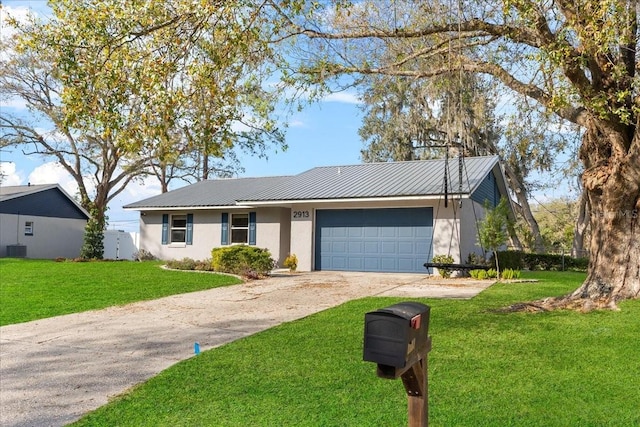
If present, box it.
[276,0,639,309]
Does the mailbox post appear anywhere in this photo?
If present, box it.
[363,302,432,427]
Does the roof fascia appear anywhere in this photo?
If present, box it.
[238,194,471,206]
[124,204,254,211]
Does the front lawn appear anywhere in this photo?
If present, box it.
[73,271,640,426]
[0,259,242,326]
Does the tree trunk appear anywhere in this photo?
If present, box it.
[527,121,640,311]
[571,186,639,308]
[571,191,589,258]
[503,163,545,252]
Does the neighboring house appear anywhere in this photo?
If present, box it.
[124,155,511,273]
[0,184,90,259]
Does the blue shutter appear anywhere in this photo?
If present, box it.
[221,213,229,245]
[186,214,193,245]
[249,212,256,245]
[161,214,169,245]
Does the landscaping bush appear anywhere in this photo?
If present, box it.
[491,251,524,270]
[211,246,276,277]
[166,258,197,270]
[500,268,521,280]
[486,268,498,279]
[432,254,455,278]
[469,269,488,279]
[283,254,298,272]
[163,258,214,271]
[493,250,589,272]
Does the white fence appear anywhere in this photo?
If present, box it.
[103,230,140,260]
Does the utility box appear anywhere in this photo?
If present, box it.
[363,302,430,370]
[6,245,27,258]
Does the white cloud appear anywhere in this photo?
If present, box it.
[0,162,23,185]
[27,162,81,197]
[322,91,362,104]
[289,119,305,127]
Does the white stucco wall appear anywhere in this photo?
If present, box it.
[255,207,290,265]
[138,207,290,264]
[0,213,86,259]
[289,204,315,271]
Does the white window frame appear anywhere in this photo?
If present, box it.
[24,221,34,236]
[170,214,187,244]
[230,213,249,244]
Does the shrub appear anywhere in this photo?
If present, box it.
[500,268,521,280]
[486,268,498,279]
[211,246,276,277]
[166,258,197,270]
[469,269,485,279]
[194,259,214,271]
[432,254,455,278]
[493,251,589,272]
[492,251,524,270]
[283,254,298,272]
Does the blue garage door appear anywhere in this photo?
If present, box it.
[315,208,433,273]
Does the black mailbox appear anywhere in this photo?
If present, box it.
[363,302,430,370]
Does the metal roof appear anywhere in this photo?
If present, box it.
[0,184,58,201]
[0,184,90,218]
[123,176,291,209]
[240,156,500,202]
[124,156,502,209]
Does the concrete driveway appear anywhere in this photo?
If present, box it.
[0,271,492,427]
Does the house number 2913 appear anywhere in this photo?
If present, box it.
[293,210,310,218]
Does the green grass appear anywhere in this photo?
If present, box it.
[73,271,640,426]
[0,258,242,326]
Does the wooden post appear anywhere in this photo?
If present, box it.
[403,357,427,427]
[400,336,431,427]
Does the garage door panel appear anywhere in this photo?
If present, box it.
[348,241,363,253]
[397,258,415,271]
[397,227,413,238]
[316,208,433,273]
[364,241,379,254]
[380,227,397,238]
[381,257,398,270]
[364,257,380,270]
[397,241,414,254]
[348,258,363,270]
[414,226,431,238]
[415,241,430,253]
[364,227,379,238]
[348,227,363,238]
[330,241,347,253]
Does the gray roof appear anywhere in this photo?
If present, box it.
[0,184,58,201]
[124,156,502,209]
[123,176,290,209]
[0,183,90,218]
[240,155,500,202]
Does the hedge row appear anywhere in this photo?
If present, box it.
[491,251,589,271]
